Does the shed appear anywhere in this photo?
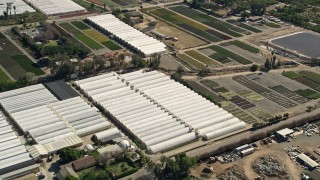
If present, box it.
[297,153,319,170]
[72,156,96,171]
[276,128,294,139]
[240,147,255,157]
[118,140,130,149]
[235,144,250,152]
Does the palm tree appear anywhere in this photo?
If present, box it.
[13,6,16,15]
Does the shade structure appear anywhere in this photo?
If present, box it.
[86,14,166,56]
[26,0,85,15]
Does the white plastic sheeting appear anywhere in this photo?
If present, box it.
[204,122,246,140]
[0,0,36,15]
[93,128,122,143]
[0,113,36,176]
[86,14,166,56]
[121,70,246,140]
[75,72,196,153]
[26,0,85,15]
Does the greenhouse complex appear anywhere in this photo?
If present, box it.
[75,70,246,153]
[0,85,110,158]
[86,14,167,57]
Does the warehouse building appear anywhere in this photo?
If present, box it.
[0,84,111,158]
[75,70,246,153]
[297,153,319,170]
[0,0,36,15]
[0,113,39,180]
[25,0,85,16]
[86,14,166,57]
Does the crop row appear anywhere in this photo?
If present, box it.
[185,50,222,67]
[170,6,243,37]
[148,8,225,42]
[209,46,252,65]
[221,40,260,54]
[226,19,262,33]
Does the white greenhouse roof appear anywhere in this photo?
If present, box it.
[0,113,36,176]
[0,84,59,114]
[75,72,195,153]
[86,14,166,56]
[0,0,36,14]
[26,0,85,15]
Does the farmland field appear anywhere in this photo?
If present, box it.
[83,29,109,42]
[111,0,128,6]
[170,5,244,37]
[222,103,257,124]
[71,21,90,30]
[226,19,262,33]
[270,85,308,104]
[282,71,320,91]
[252,109,273,122]
[209,52,232,64]
[221,40,260,54]
[185,50,222,67]
[11,55,44,75]
[209,46,252,64]
[101,41,122,50]
[148,8,227,42]
[200,80,220,90]
[296,89,320,99]
[60,23,104,49]
[177,54,205,70]
[238,90,264,102]
[233,75,296,108]
[0,32,40,79]
[0,69,10,81]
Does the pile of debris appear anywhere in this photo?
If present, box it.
[314,147,320,156]
[252,155,287,177]
[285,145,303,159]
[218,165,248,180]
[217,152,241,163]
[302,123,319,136]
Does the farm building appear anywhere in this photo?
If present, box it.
[93,128,122,144]
[25,0,85,16]
[276,128,294,140]
[86,14,166,57]
[0,113,39,180]
[74,70,246,153]
[297,153,319,170]
[0,84,111,157]
[0,0,36,15]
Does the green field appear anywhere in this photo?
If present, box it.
[185,50,222,67]
[282,71,302,79]
[177,54,205,70]
[265,22,281,28]
[60,23,104,49]
[296,89,320,99]
[226,19,262,33]
[209,52,232,64]
[221,40,260,54]
[71,21,90,30]
[209,45,252,64]
[148,8,223,42]
[223,104,257,124]
[83,29,122,50]
[170,5,244,37]
[0,69,10,81]
[11,55,44,75]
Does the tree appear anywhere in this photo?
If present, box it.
[131,55,145,68]
[250,64,258,72]
[197,68,210,77]
[177,66,185,74]
[90,2,95,9]
[59,147,84,164]
[190,0,201,9]
[250,0,266,16]
[80,61,94,75]
[103,3,106,11]
[13,6,16,15]
[240,11,250,21]
[271,55,277,68]
[65,176,78,180]
[149,54,161,70]
[93,56,106,71]
[264,59,270,70]
[3,11,8,19]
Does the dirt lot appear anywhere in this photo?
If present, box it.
[191,133,320,180]
[154,21,207,50]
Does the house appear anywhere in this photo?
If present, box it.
[72,156,97,171]
[56,165,79,180]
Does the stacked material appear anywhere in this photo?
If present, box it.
[86,14,166,56]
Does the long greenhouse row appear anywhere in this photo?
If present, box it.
[26,0,85,15]
[75,73,197,153]
[0,113,37,177]
[122,71,246,140]
[10,97,110,147]
[86,14,166,56]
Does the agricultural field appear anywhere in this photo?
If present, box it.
[270,85,309,104]
[226,19,262,33]
[71,21,91,30]
[86,0,137,7]
[252,109,273,122]
[238,90,264,102]
[200,80,220,90]
[185,50,222,68]
[222,103,257,124]
[59,23,104,49]
[83,29,122,50]
[233,75,297,108]
[177,54,205,70]
[208,46,252,65]
[170,5,246,37]
[148,8,228,42]
[296,89,320,99]
[0,69,10,81]
[0,33,43,79]
[283,71,320,91]
[221,40,260,54]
